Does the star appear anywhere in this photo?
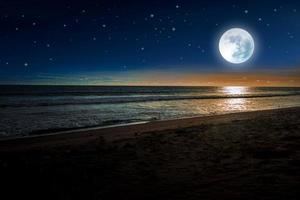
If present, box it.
[288,32,294,39]
[176,5,180,9]
[32,22,37,26]
[172,27,176,31]
[140,47,145,51]
[102,24,106,28]
[46,44,50,48]
[244,10,249,14]
[150,14,155,18]
[24,62,29,67]
[273,8,277,12]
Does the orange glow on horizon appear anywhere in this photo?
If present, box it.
[120,70,300,87]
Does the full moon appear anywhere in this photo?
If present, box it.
[219,28,254,64]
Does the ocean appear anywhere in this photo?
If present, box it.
[0,85,300,137]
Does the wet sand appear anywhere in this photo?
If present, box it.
[1,107,300,199]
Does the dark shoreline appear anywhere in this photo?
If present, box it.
[0,106,298,150]
[0,106,298,142]
[1,107,300,199]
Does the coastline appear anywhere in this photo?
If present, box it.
[1,106,299,151]
[1,106,300,199]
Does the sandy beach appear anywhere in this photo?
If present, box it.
[1,107,300,199]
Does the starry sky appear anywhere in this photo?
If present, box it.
[0,0,299,86]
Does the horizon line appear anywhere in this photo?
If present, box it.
[0,84,299,88]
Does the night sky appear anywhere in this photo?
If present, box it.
[0,0,299,85]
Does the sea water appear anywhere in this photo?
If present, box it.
[0,85,299,137]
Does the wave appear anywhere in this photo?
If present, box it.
[0,93,299,108]
[26,119,148,136]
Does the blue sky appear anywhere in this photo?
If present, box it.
[0,0,299,85]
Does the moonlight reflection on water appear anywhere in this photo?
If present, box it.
[223,86,248,95]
